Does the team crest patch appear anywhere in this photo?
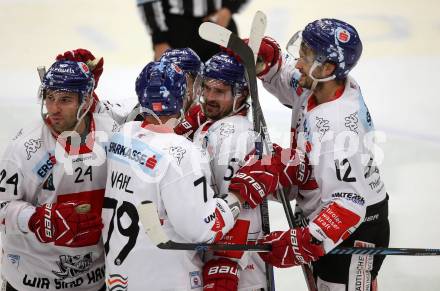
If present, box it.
[107,274,128,291]
[335,27,351,43]
[189,271,202,289]
[52,253,93,280]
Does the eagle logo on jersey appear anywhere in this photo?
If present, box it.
[219,123,235,137]
[315,116,330,141]
[24,138,43,160]
[169,146,186,165]
[344,111,359,134]
[52,253,93,280]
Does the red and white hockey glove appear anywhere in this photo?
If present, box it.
[28,201,103,247]
[56,48,104,88]
[203,258,239,291]
[228,143,311,208]
[228,156,278,209]
[174,104,207,137]
[214,219,250,259]
[245,36,281,77]
[258,227,325,268]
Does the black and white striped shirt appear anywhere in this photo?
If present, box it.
[137,0,248,44]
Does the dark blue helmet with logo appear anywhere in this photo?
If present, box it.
[202,52,247,90]
[40,60,95,102]
[302,18,363,79]
[135,61,187,116]
[160,48,202,76]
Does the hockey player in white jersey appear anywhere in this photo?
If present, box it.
[0,60,118,290]
[102,61,243,291]
[229,19,390,291]
[191,52,267,291]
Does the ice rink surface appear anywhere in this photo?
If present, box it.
[1,0,440,290]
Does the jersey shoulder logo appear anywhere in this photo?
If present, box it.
[24,138,43,160]
[168,146,186,165]
[344,111,359,134]
[315,116,330,141]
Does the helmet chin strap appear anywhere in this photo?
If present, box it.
[308,61,336,91]
[72,94,94,133]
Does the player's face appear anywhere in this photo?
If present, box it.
[201,78,235,120]
[295,43,319,89]
[45,90,81,133]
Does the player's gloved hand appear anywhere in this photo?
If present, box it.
[269,143,311,187]
[56,48,104,88]
[241,36,281,77]
[214,219,250,259]
[228,143,311,208]
[258,227,325,268]
[174,104,207,137]
[203,258,239,291]
[28,201,103,247]
[228,153,278,208]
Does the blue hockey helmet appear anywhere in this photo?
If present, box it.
[301,18,363,79]
[160,48,202,76]
[135,61,187,116]
[202,52,247,90]
[40,60,95,102]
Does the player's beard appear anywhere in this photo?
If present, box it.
[49,114,78,134]
[202,100,232,121]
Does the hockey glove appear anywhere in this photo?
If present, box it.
[203,258,239,291]
[174,104,207,138]
[258,227,325,268]
[56,48,104,88]
[243,36,282,77]
[228,143,310,208]
[228,154,278,209]
[28,201,103,247]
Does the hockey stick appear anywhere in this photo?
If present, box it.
[137,201,440,256]
[37,66,46,81]
[199,21,317,291]
[137,201,270,252]
[247,11,276,291]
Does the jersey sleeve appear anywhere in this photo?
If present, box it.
[260,53,305,108]
[94,100,133,125]
[0,140,37,234]
[159,140,235,243]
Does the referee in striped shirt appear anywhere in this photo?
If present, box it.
[137,0,248,61]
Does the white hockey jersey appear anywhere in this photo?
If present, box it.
[0,113,117,291]
[92,99,133,125]
[193,114,267,291]
[261,54,387,252]
[103,121,236,291]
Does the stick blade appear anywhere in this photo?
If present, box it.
[199,22,231,47]
[248,11,267,64]
[137,201,169,245]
